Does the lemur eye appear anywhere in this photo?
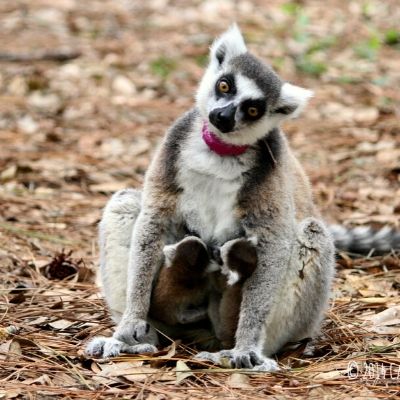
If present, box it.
[247,107,259,117]
[218,80,230,93]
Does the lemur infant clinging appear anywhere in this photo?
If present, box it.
[87,24,400,370]
[210,237,258,349]
[149,236,210,326]
[149,235,257,350]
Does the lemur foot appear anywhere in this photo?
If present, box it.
[297,217,329,250]
[251,359,281,372]
[194,349,279,371]
[86,336,157,358]
[114,318,158,346]
[194,351,222,365]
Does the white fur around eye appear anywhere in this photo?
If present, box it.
[235,74,263,103]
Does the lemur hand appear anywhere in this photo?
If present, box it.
[85,318,158,358]
[194,348,279,371]
[113,318,158,347]
[86,336,157,358]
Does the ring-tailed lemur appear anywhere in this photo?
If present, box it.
[86,25,399,369]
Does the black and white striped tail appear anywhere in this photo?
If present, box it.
[329,225,400,255]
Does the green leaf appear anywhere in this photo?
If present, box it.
[281,2,302,15]
[150,57,177,79]
[295,56,327,76]
[384,29,400,46]
[355,35,381,60]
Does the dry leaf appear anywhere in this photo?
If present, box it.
[96,361,174,384]
[27,316,48,326]
[363,306,400,335]
[22,374,53,386]
[369,326,400,335]
[359,297,391,304]
[227,373,251,388]
[51,372,78,387]
[367,338,392,348]
[370,306,400,326]
[158,341,177,359]
[48,319,75,330]
[175,360,193,384]
[313,369,348,380]
[0,389,22,399]
[0,339,22,361]
[0,165,17,182]
[89,181,130,193]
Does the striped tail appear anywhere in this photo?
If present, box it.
[329,225,400,255]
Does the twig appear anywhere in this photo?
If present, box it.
[0,49,81,62]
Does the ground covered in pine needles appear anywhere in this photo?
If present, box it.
[0,1,399,398]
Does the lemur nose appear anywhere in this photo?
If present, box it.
[209,103,236,133]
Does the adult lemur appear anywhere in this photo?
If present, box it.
[86,26,399,370]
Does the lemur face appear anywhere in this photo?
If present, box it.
[219,237,258,286]
[196,25,313,146]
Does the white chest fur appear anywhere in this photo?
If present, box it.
[176,128,253,243]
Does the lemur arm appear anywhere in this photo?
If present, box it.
[112,111,194,346]
[112,147,179,345]
[195,225,292,371]
[113,206,169,344]
[235,232,291,349]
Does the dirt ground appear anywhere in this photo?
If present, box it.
[0,0,399,399]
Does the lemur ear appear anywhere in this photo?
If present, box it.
[210,24,247,68]
[273,83,313,118]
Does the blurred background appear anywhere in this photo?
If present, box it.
[0,0,399,262]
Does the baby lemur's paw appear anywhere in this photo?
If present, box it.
[194,348,279,371]
[114,318,158,346]
[85,336,157,358]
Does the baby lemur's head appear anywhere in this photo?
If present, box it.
[219,237,258,286]
[196,25,313,146]
[163,236,209,277]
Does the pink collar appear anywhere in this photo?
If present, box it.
[202,122,249,157]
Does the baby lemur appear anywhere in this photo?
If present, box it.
[149,235,257,350]
[211,237,258,349]
[149,236,210,326]
[86,25,396,370]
